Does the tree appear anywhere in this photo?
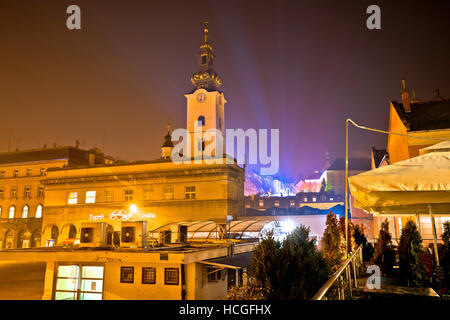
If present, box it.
[354,224,374,262]
[247,226,330,300]
[322,211,345,271]
[442,221,450,291]
[339,216,356,254]
[374,219,395,276]
[398,220,429,287]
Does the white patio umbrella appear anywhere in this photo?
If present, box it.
[349,148,450,265]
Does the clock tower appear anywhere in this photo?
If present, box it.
[185,22,226,158]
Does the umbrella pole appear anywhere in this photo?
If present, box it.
[428,205,440,267]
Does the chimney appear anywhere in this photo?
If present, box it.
[434,89,443,101]
[88,152,96,166]
[411,88,421,103]
[401,79,411,112]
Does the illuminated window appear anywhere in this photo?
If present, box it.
[274,200,280,207]
[105,191,113,202]
[38,186,45,198]
[124,189,134,202]
[40,168,46,176]
[164,268,179,285]
[35,204,43,218]
[163,186,174,200]
[290,200,295,207]
[120,267,134,283]
[143,188,153,201]
[330,197,334,201]
[13,170,19,178]
[185,186,196,199]
[24,185,31,199]
[0,171,4,179]
[26,168,32,177]
[68,192,78,204]
[312,197,317,202]
[9,206,15,219]
[85,191,96,204]
[11,187,17,199]
[304,198,308,202]
[22,205,29,218]
[142,267,156,284]
[259,200,264,207]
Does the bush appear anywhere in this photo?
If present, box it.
[248,226,330,300]
[398,220,429,287]
[374,219,395,276]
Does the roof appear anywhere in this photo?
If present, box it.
[0,146,90,165]
[201,252,253,269]
[327,158,371,171]
[391,99,450,132]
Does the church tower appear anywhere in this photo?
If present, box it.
[185,21,226,158]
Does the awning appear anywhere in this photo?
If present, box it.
[199,252,253,269]
[349,150,450,215]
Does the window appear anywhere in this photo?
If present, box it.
[259,200,264,207]
[0,206,2,217]
[163,186,174,200]
[0,188,4,200]
[207,267,222,282]
[304,197,308,202]
[290,200,295,207]
[124,189,134,202]
[185,186,196,199]
[24,185,31,199]
[218,117,222,129]
[120,267,134,283]
[0,171,4,179]
[54,265,104,300]
[105,191,113,202]
[201,55,207,64]
[164,268,179,285]
[68,192,78,204]
[198,115,205,126]
[13,170,19,178]
[142,267,156,284]
[85,191,96,204]
[35,204,43,219]
[22,205,29,218]
[40,168,46,176]
[312,197,317,202]
[11,187,17,199]
[38,186,45,198]
[274,200,279,207]
[9,206,15,219]
[143,188,153,201]
[26,168,32,177]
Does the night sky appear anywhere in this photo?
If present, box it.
[1,0,450,181]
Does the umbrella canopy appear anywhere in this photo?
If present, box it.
[349,150,450,215]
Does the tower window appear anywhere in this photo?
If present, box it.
[201,55,207,64]
[198,116,205,126]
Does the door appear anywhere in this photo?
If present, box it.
[54,264,104,300]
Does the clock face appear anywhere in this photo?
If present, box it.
[196,92,207,103]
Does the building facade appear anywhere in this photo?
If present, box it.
[0,147,113,249]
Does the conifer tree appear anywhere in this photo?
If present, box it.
[322,211,345,271]
[374,219,395,276]
[398,220,429,287]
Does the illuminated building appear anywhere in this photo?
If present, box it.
[0,146,113,249]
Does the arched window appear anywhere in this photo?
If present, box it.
[68,225,77,239]
[197,116,205,126]
[22,205,29,218]
[8,206,15,219]
[35,204,43,218]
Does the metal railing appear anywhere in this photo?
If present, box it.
[312,245,363,300]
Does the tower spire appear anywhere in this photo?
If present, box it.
[190,21,222,91]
